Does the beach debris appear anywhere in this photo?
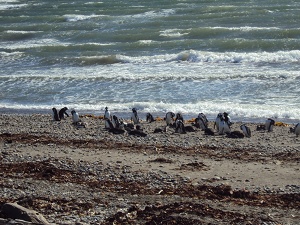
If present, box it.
[179,161,209,171]
[149,157,173,163]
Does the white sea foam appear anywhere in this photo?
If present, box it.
[1,100,299,123]
[0,39,70,50]
[131,9,176,19]
[160,29,190,37]
[63,14,103,22]
[1,0,300,124]
[5,30,42,34]
[211,26,281,31]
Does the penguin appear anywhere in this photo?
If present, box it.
[214,113,223,132]
[127,124,147,137]
[227,131,245,138]
[59,107,69,120]
[175,113,184,123]
[112,115,121,128]
[218,116,231,135]
[223,112,232,127]
[52,108,60,121]
[146,113,155,123]
[175,119,186,134]
[71,110,80,124]
[240,124,251,138]
[104,107,111,129]
[265,118,275,132]
[106,119,125,134]
[165,112,175,126]
[71,110,86,128]
[185,125,196,132]
[195,113,208,130]
[128,129,147,137]
[131,108,140,125]
[294,123,300,136]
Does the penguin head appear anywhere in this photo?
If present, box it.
[71,110,76,115]
[105,107,108,110]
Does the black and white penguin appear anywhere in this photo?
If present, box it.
[175,113,184,123]
[104,107,111,129]
[71,110,80,124]
[59,107,69,120]
[146,113,155,123]
[240,124,251,138]
[195,113,208,130]
[52,108,60,121]
[214,113,223,132]
[175,119,186,134]
[106,118,125,134]
[112,115,121,128]
[223,112,232,127]
[265,118,275,132]
[218,116,231,135]
[127,124,147,137]
[71,110,86,128]
[165,112,175,126]
[294,123,300,136]
[131,108,140,125]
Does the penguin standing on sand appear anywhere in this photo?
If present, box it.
[240,124,251,138]
[175,113,184,123]
[165,112,175,126]
[52,108,60,121]
[265,118,275,132]
[214,113,223,132]
[112,115,122,128]
[196,113,208,130]
[71,110,80,124]
[146,113,155,123]
[294,123,300,136]
[59,107,69,120]
[104,107,111,129]
[175,119,186,134]
[131,108,140,124]
[223,112,232,127]
[218,115,231,135]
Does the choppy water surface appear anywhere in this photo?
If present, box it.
[1,0,300,122]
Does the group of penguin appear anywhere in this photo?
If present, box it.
[52,107,85,127]
[52,106,300,138]
[102,107,282,138]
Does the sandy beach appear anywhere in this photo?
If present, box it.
[0,113,299,224]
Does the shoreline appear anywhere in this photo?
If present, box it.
[0,107,299,125]
[0,113,299,224]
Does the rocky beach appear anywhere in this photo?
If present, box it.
[0,113,299,224]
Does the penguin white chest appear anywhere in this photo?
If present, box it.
[132,112,139,124]
[72,112,80,123]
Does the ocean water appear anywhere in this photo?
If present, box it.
[1,0,300,123]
